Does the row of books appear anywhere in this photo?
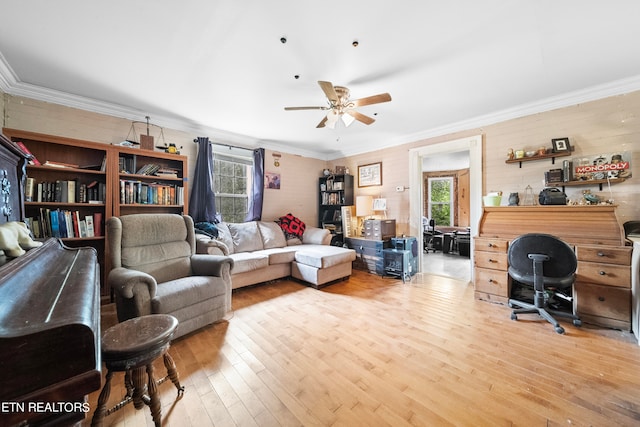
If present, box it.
[120,180,184,205]
[25,178,105,203]
[25,209,103,239]
[321,192,344,205]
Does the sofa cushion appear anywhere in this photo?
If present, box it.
[260,247,298,264]
[152,276,225,314]
[228,222,264,252]
[302,227,331,245]
[294,245,356,269]
[216,223,234,255]
[229,252,269,273]
[258,221,287,249]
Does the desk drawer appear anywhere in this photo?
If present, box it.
[474,251,508,271]
[576,245,632,265]
[576,262,630,288]
[575,282,631,324]
[474,237,508,253]
[474,267,509,297]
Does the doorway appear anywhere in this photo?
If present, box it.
[408,135,483,282]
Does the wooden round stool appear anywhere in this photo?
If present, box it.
[91,314,185,427]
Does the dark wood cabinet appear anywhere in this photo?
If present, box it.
[345,237,391,275]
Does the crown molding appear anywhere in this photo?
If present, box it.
[328,74,640,160]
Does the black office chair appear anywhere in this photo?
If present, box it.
[623,220,640,238]
[507,233,582,334]
[423,219,440,253]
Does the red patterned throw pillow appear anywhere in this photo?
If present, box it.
[277,213,306,239]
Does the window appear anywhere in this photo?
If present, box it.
[427,177,453,226]
[212,151,253,223]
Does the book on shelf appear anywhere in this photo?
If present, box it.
[31,179,81,203]
[93,212,103,237]
[49,210,60,238]
[14,140,41,165]
[86,180,105,203]
[79,219,88,238]
[85,215,95,238]
[27,210,102,239]
[155,168,179,178]
[72,211,81,238]
[120,179,182,205]
[25,177,35,202]
[43,160,80,169]
[135,163,161,175]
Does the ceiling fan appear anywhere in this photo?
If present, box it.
[284,81,391,129]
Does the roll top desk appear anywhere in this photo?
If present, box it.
[474,206,633,331]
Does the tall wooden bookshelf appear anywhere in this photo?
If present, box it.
[2,128,189,299]
[113,145,188,217]
[3,129,111,296]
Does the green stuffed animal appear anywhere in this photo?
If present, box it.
[0,221,43,257]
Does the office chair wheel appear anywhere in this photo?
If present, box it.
[555,326,565,334]
[510,313,517,321]
[573,319,582,327]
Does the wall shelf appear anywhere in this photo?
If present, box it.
[545,177,626,191]
[506,150,572,168]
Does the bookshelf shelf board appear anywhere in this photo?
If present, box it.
[27,165,106,175]
[119,173,183,181]
[25,201,106,207]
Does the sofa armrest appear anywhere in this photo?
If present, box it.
[191,254,234,276]
[108,267,158,299]
[195,234,229,255]
[302,226,332,245]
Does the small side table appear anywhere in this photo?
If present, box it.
[91,314,185,427]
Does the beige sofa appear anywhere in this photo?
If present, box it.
[196,220,356,289]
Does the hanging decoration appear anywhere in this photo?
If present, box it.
[124,116,167,151]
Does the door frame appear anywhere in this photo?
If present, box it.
[409,134,483,277]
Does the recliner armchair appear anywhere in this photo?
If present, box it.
[106,214,234,339]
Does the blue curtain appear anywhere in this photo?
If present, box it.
[245,148,264,221]
[188,137,218,223]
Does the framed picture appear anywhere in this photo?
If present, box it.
[358,162,382,187]
[335,165,346,175]
[372,198,387,211]
[265,172,280,189]
[551,138,571,153]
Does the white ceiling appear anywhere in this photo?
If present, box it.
[2,1,640,160]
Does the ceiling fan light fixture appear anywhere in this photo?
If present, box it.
[326,110,339,129]
[341,113,356,127]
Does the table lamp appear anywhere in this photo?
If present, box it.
[356,195,374,236]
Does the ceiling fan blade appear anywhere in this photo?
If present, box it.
[352,93,392,108]
[284,106,327,111]
[316,116,328,128]
[352,93,392,107]
[318,81,339,103]
[347,110,375,125]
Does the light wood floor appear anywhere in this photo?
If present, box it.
[84,271,640,427]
